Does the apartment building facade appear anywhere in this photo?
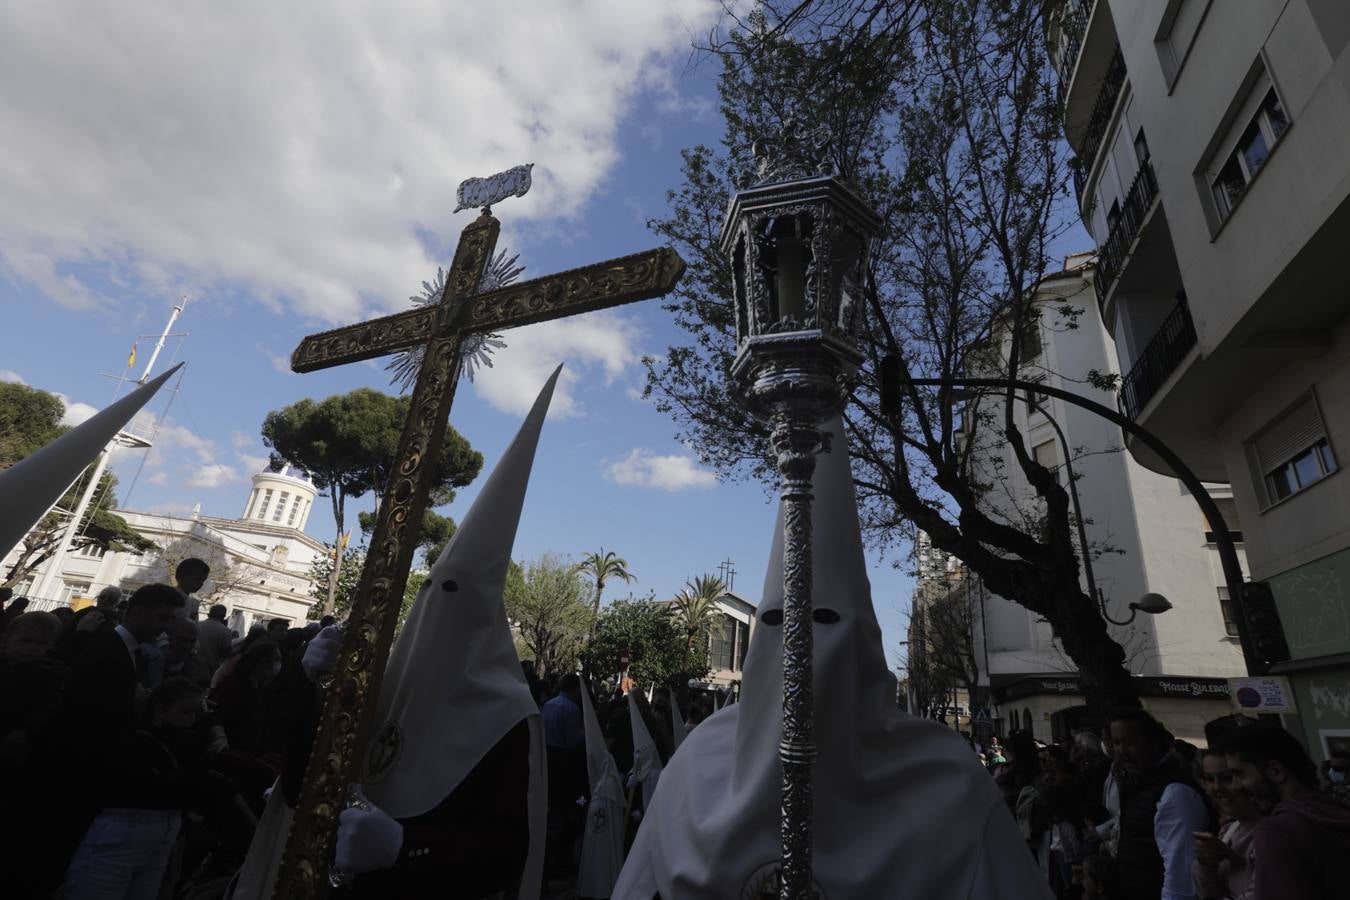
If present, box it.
[1049,0,1350,760]
[910,258,1248,745]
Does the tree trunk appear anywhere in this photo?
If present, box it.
[591,580,604,618]
[325,492,345,617]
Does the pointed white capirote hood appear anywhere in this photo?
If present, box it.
[0,364,181,560]
[671,694,686,751]
[577,679,626,899]
[580,678,615,801]
[362,365,561,898]
[627,690,663,810]
[365,363,559,808]
[614,419,1050,899]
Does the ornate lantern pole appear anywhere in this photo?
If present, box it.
[721,145,882,898]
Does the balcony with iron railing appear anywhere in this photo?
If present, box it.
[1120,296,1197,421]
[1050,0,1094,103]
[1074,45,1126,178]
[1093,158,1159,308]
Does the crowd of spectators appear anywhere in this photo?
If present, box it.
[5,570,1348,900]
[0,566,338,900]
[969,708,1350,899]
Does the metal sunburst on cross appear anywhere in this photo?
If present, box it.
[273,164,685,898]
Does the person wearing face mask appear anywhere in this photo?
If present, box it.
[210,640,282,760]
[613,420,1052,900]
[1323,750,1350,807]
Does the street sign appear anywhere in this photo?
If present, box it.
[971,707,992,724]
[1228,675,1297,713]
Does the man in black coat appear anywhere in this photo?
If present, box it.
[23,583,185,892]
[1109,708,1212,900]
[66,583,185,742]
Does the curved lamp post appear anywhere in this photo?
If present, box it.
[722,173,882,897]
[1099,590,1174,626]
[902,374,1263,673]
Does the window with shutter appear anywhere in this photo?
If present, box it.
[1250,394,1338,507]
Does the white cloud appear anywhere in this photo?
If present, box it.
[54,393,99,426]
[603,448,716,491]
[237,453,270,475]
[472,310,643,418]
[0,369,25,384]
[186,463,241,489]
[0,2,724,322]
[147,471,170,486]
[260,347,296,376]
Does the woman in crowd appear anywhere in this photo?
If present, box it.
[1193,748,1263,900]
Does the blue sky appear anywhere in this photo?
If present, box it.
[1,2,924,669]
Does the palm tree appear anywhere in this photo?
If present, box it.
[576,548,635,618]
[673,574,728,650]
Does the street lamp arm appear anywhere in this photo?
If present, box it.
[901,376,1258,673]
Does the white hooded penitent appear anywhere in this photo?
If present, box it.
[0,364,181,560]
[362,365,561,899]
[233,366,562,900]
[613,419,1052,900]
[576,679,626,899]
[627,691,663,813]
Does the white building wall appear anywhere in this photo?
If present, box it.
[4,468,325,631]
[967,268,1245,683]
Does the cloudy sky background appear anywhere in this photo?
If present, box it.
[1,1,920,667]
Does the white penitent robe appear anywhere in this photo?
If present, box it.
[361,367,561,900]
[234,366,561,900]
[612,420,1053,900]
[576,680,626,899]
[626,691,663,813]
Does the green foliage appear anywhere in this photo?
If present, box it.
[398,570,425,636]
[574,547,635,617]
[262,387,483,573]
[307,543,365,619]
[0,381,67,467]
[672,574,728,650]
[643,1,1142,714]
[306,543,426,626]
[357,508,458,567]
[504,553,594,679]
[581,594,710,691]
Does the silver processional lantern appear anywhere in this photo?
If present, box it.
[721,148,882,898]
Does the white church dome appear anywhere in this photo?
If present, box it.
[242,465,318,531]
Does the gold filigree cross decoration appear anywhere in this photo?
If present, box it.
[273,203,684,899]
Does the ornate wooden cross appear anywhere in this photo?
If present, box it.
[273,190,684,898]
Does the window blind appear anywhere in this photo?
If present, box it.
[1253,395,1324,471]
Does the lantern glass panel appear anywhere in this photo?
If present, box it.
[732,234,749,341]
[829,227,864,334]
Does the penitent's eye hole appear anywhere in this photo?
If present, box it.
[761,609,783,626]
[442,579,459,592]
[813,608,840,624]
